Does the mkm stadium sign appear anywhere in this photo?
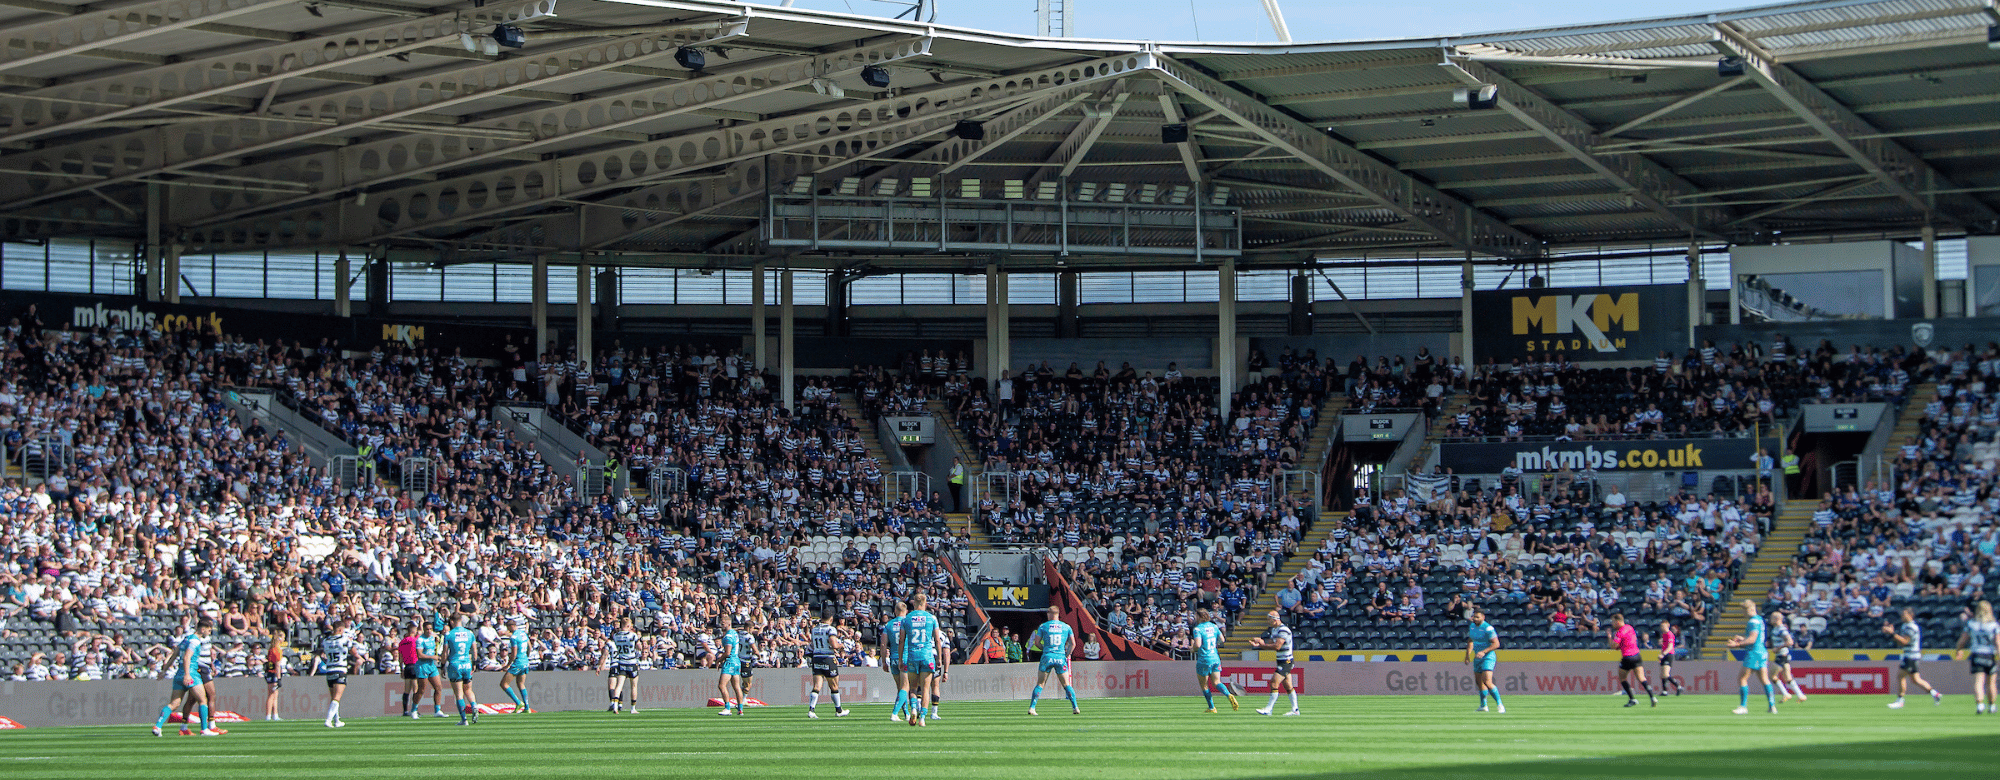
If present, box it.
[1471,284,1686,364]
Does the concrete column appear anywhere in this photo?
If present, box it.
[984,264,1000,378]
[164,244,182,303]
[1459,258,1475,365]
[780,269,796,411]
[576,256,593,370]
[531,255,548,356]
[145,183,162,302]
[1687,243,1703,348]
[751,261,767,369]
[334,250,352,318]
[1218,258,1238,419]
[996,267,1010,375]
[1921,225,1939,319]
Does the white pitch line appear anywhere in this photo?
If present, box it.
[6,757,55,761]
[657,752,729,755]
[407,753,484,757]
[1192,752,1293,756]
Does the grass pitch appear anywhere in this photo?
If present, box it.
[3,695,1994,779]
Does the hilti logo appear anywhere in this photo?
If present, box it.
[1793,667,1888,694]
[1220,666,1303,694]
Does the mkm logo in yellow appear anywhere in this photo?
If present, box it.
[1510,293,1640,353]
[985,586,1033,607]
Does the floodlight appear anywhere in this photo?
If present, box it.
[788,176,813,196]
[876,178,900,197]
[1161,123,1189,143]
[953,120,986,140]
[675,47,706,71]
[1035,181,1060,201]
[837,177,861,196]
[860,65,893,89]
[491,24,526,49]
[1452,84,1498,110]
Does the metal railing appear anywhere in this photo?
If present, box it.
[977,471,1020,515]
[17,434,70,483]
[577,463,607,498]
[889,470,931,504]
[649,467,686,501]
[400,456,435,496]
[331,455,371,490]
[1274,469,1319,509]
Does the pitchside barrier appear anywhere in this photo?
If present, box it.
[2,660,1966,728]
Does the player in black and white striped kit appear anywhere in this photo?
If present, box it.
[317,620,359,728]
[606,618,642,713]
[807,609,849,719]
[1249,610,1300,716]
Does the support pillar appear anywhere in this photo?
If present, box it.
[145,183,162,302]
[1057,269,1079,338]
[531,255,548,356]
[996,267,1010,375]
[164,244,182,303]
[1687,243,1704,347]
[751,261,767,369]
[1459,258,1474,365]
[1218,258,1237,419]
[334,250,354,316]
[780,269,796,411]
[984,265,999,378]
[1921,225,1939,319]
[576,256,593,369]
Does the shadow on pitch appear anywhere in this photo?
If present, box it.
[1251,734,1993,780]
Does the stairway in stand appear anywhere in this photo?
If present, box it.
[1705,499,1816,658]
[1221,511,1349,657]
[1293,395,1348,483]
[1882,383,1936,466]
[1407,390,1470,472]
[835,392,889,464]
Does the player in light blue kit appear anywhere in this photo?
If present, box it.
[153,617,221,736]
[1464,608,1504,713]
[499,618,533,714]
[445,615,481,725]
[716,613,747,716]
[1725,599,1777,715]
[1192,608,1238,713]
[881,602,910,721]
[1027,607,1080,715]
[900,592,946,726]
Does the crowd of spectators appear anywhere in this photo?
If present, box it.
[0,314,975,682]
[1447,338,1925,441]
[1770,344,2000,648]
[1257,474,1765,651]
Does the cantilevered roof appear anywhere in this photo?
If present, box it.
[0,0,1994,271]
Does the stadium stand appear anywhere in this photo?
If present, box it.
[0,323,976,681]
[1764,349,2000,649]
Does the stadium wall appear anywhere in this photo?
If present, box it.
[5,660,1964,728]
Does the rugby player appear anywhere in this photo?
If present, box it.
[1953,600,1998,714]
[1656,620,1685,696]
[1465,609,1503,713]
[1768,610,1807,703]
[445,615,481,725]
[1724,599,1777,715]
[152,617,221,736]
[1249,610,1299,716]
[1608,614,1657,707]
[1885,607,1942,708]
[882,601,910,721]
[901,592,947,726]
[1191,608,1237,713]
[715,613,747,716]
[499,618,533,714]
[1026,607,1079,716]
[607,617,643,713]
[806,609,850,718]
[318,619,359,728]
[415,622,446,718]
